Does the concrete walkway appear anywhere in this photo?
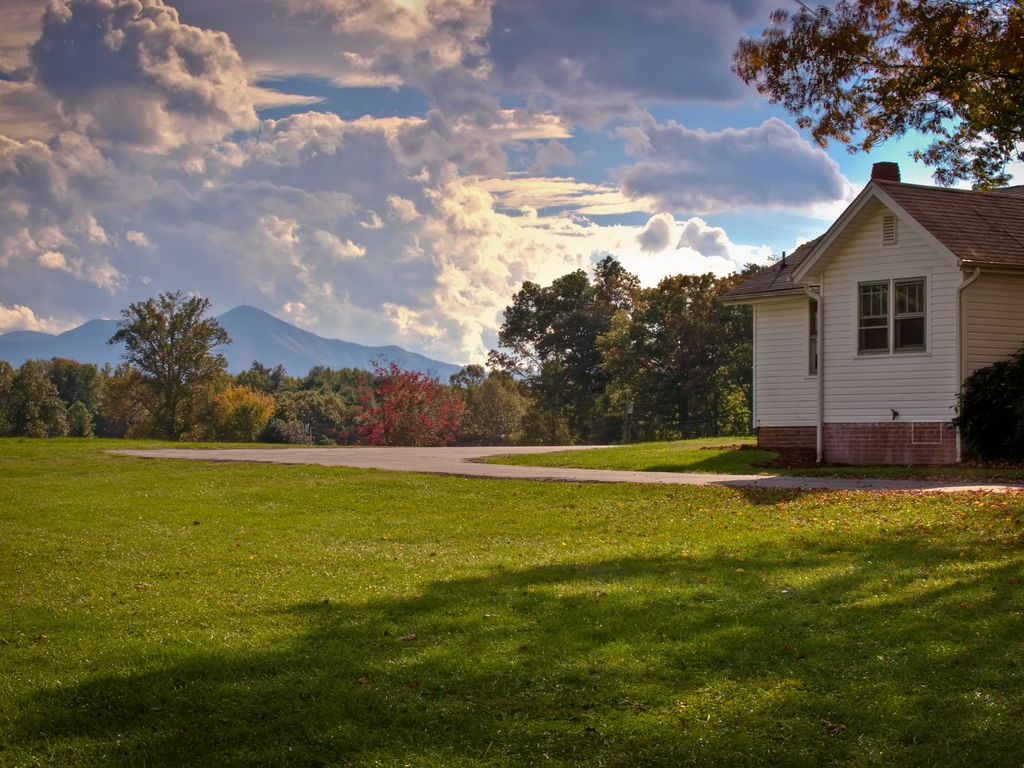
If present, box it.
[111,445,1024,494]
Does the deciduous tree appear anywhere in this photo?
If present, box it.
[270,390,350,444]
[490,255,637,443]
[0,361,13,435]
[452,365,530,445]
[7,360,68,438]
[734,0,1024,187]
[66,401,94,438]
[213,384,276,442]
[109,292,230,439]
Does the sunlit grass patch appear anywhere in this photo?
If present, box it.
[489,437,1024,482]
[2,438,1024,766]
[487,437,770,474]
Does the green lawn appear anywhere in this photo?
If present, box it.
[486,437,770,474]
[2,438,1024,766]
[487,438,1024,482]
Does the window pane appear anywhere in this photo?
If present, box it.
[860,326,888,351]
[894,278,925,350]
[859,283,888,318]
[896,280,923,314]
[858,282,889,352]
[896,316,925,349]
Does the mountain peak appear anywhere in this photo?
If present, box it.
[1,305,462,378]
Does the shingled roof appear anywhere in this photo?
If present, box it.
[875,181,1024,266]
[719,238,819,301]
[722,179,1024,303]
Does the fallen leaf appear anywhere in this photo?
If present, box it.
[821,719,846,735]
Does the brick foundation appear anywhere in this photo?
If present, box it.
[823,421,956,465]
[757,426,817,451]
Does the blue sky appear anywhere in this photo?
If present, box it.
[0,0,976,364]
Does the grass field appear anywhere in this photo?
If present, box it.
[487,438,1024,482]
[2,438,1024,766]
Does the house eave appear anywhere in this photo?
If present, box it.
[958,259,1024,272]
[719,288,807,305]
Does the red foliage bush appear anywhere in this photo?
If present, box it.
[355,361,464,446]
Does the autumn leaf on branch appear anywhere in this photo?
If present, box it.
[734,0,1024,188]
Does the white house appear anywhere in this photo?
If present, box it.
[722,162,1024,464]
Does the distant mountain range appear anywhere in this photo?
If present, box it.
[0,305,463,379]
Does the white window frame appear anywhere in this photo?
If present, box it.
[856,277,927,356]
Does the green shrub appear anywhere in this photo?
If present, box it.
[956,346,1024,460]
[260,418,310,444]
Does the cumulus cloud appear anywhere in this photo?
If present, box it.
[529,140,574,174]
[0,0,832,363]
[637,213,672,253]
[387,194,419,223]
[0,81,62,142]
[125,230,154,248]
[0,302,77,334]
[0,131,126,293]
[30,0,258,152]
[487,0,776,125]
[38,250,69,271]
[0,0,45,72]
[174,0,492,92]
[312,229,366,260]
[617,115,851,213]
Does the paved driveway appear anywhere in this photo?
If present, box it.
[111,445,1024,494]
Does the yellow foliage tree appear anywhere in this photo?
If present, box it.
[213,384,276,443]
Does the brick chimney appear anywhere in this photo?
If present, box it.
[871,162,901,182]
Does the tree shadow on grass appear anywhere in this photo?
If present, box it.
[12,536,1024,766]
[620,448,777,477]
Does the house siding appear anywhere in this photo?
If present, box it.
[819,206,961,430]
[752,299,818,428]
[963,270,1024,376]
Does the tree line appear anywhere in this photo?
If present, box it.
[0,260,755,445]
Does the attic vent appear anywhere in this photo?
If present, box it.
[882,214,898,245]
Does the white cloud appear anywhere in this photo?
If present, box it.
[617,115,851,213]
[38,250,69,271]
[360,211,384,230]
[248,84,323,109]
[529,139,574,174]
[0,0,842,367]
[31,0,258,152]
[312,229,366,260]
[0,302,77,334]
[387,194,419,223]
[637,213,672,253]
[480,176,655,216]
[485,0,777,125]
[0,81,62,142]
[125,230,154,249]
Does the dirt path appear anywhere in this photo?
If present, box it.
[111,445,1024,494]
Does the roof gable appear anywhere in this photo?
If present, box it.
[791,182,959,283]
[874,181,1024,266]
[722,179,1024,304]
